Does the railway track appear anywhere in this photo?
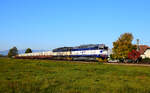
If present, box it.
[54,60,150,66]
[105,63,150,67]
[44,60,150,67]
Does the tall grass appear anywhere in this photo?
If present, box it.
[0,58,150,93]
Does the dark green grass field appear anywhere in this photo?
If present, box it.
[0,58,150,93]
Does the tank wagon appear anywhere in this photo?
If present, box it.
[16,44,109,62]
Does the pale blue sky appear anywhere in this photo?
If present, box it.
[0,0,150,51]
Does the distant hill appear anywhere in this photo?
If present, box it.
[0,49,49,56]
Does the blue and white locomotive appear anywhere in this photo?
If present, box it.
[52,44,108,61]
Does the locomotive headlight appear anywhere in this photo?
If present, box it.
[102,51,107,54]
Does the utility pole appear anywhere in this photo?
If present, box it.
[136,39,140,51]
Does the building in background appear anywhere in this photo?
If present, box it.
[139,45,150,58]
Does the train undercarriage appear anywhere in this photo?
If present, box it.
[15,55,108,62]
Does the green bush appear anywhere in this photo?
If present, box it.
[8,47,18,58]
[0,54,3,57]
[25,48,32,53]
[0,54,7,58]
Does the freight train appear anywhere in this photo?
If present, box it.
[16,44,109,62]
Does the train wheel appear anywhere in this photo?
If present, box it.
[67,57,72,61]
[103,58,107,62]
[96,58,107,62]
[96,58,103,62]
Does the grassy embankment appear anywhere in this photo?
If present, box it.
[0,58,150,93]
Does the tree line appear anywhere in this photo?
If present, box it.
[8,48,32,58]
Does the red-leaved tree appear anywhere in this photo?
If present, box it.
[128,50,140,62]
